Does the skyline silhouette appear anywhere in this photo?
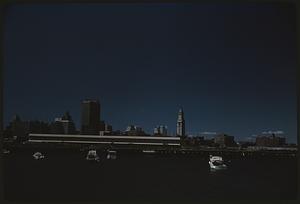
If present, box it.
[3,4,297,142]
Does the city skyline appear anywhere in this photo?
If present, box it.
[4,4,297,143]
[4,100,290,142]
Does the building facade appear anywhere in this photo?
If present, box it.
[9,115,29,141]
[214,133,237,147]
[4,115,52,142]
[255,134,286,147]
[81,99,100,135]
[99,120,105,132]
[154,125,168,136]
[125,125,147,136]
[99,123,113,136]
[176,107,185,137]
[105,124,113,132]
[51,112,76,134]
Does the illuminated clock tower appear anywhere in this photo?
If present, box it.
[176,107,185,137]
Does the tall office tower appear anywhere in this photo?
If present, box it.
[154,127,159,135]
[81,99,100,135]
[176,107,185,137]
[159,125,168,136]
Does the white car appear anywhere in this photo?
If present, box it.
[107,150,117,160]
[209,155,227,170]
[33,152,45,160]
[86,150,100,162]
[3,149,10,154]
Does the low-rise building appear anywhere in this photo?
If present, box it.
[182,136,205,146]
[9,115,29,141]
[28,133,181,149]
[214,133,237,147]
[255,134,286,147]
[125,125,148,136]
[4,115,52,142]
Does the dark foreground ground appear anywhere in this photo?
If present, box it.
[3,148,298,202]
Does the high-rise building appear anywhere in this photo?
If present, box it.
[99,120,105,132]
[126,125,135,132]
[159,125,167,136]
[105,124,113,132]
[81,99,100,135]
[154,125,168,136]
[99,123,113,136]
[154,127,159,135]
[50,119,64,134]
[176,107,185,137]
[51,111,76,134]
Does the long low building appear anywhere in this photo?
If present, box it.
[28,133,181,147]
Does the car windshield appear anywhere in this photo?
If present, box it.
[213,161,224,166]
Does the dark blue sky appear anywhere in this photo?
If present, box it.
[3,3,297,142]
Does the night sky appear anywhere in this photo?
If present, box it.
[3,3,297,142]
